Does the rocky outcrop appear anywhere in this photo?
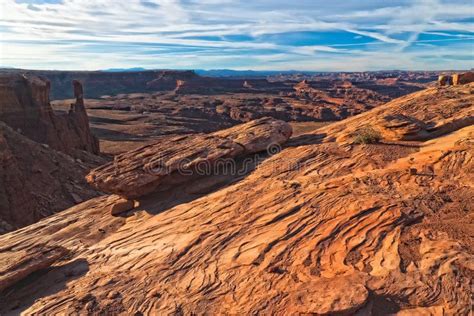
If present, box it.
[173,77,289,95]
[438,75,451,86]
[174,77,246,94]
[0,83,472,314]
[86,117,292,198]
[377,114,428,141]
[290,79,390,120]
[108,196,138,216]
[0,74,99,155]
[0,70,198,99]
[452,71,474,85]
[145,70,198,91]
[438,72,474,86]
[212,117,292,153]
[0,244,68,292]
[0,122,103,233]
[320,83,474,143]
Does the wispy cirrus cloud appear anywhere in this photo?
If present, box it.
[0,0,473,70]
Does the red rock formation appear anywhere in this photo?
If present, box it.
[438,75,450,86]
[438,72,474,86]
[0,244,68,292]
[86,117,292,198]
[0,122,103,233]
[0,74,99,155]
[452,71,474,85]
[0,84,472,314]
[146,70,198,91]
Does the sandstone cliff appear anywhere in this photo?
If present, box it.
[0,84,472,314]
[0,74,99,155]
[0,70,198,99]
[0,122,104,233]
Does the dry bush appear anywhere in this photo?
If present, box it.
[353,125,382,144]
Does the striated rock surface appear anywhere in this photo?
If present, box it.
[320,83,474,143]
[213,117,292,153]
[0,74,99,155]
[0,244,68,292]
[86,117,292,198]
[0,84,472,314]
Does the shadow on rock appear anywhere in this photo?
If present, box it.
[0,258,89,314]
[286,133,326,147]
[137,153,269,216]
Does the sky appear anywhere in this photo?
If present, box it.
[0,0,473,71]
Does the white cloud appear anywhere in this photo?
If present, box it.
[0,0,473,70]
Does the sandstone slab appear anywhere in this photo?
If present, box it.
[87,117,292,198]
[0,244,68,292]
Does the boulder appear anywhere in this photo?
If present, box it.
[86,117,292,198]
[108,196,137,216]
[452,72,474,85]
[376,114,428,141]
[438,75,450,86]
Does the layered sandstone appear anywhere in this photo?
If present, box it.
[0,74,99,155]
[320,83,474,143]
[0,84,472,314]
[86,117,292,198]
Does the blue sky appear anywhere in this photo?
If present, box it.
[0,0,473,71]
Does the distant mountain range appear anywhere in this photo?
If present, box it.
[100,68,320,77]
[102,67,149,72]
[195,69,321,78]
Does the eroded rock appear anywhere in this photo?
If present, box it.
[438,72,474,87]
[377,114,428,141]
[0,244,68,291]
[452,71,474,85]
[0,74,99,155]
[438,75,450,86]
[0,79,472,315]
[213,117,292,153]
[108,196,137,216]
[0,122,103,232]
[87,117,292,198]
[287,277,369,315]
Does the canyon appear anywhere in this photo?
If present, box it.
[38,69,436,156]
[0,69,472,315]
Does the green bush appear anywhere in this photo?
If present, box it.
[353,126,382,144]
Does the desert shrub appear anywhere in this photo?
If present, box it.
[353,125,382,144]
